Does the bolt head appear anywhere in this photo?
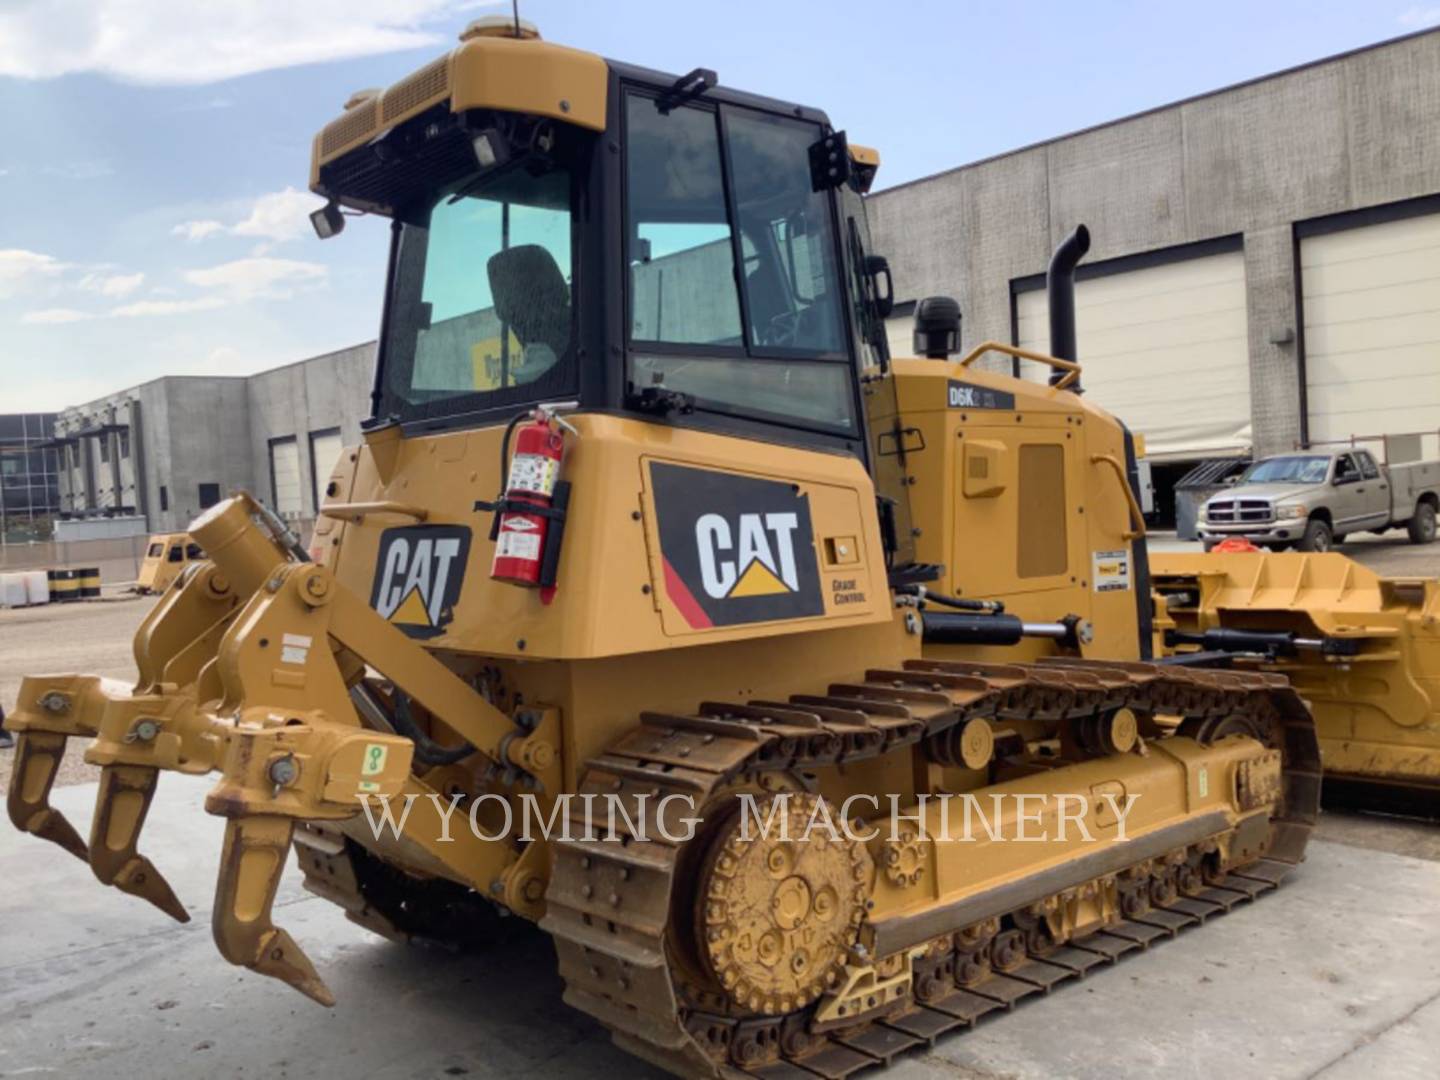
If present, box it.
[268,756,299,786]
[40,692,68,714]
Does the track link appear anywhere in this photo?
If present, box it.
[541,658,1322,1079]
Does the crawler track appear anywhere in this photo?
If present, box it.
[540,658,1321,1079]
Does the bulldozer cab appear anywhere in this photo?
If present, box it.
[134,533,205,594]
[312,34,890,461]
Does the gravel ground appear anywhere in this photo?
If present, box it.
[1,534,1435,796]
[0,594,154,793]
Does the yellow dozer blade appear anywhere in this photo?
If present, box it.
[1153,549,1440,816]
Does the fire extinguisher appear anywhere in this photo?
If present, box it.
[489,408,573,595]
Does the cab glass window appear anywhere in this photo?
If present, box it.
[147,543,162,558]
[1358,452,1380,480]
[380,158,578,422]
[726,109,846,354]
[624,92,857,435]
[626,97,742,346]
[167,546,184,563]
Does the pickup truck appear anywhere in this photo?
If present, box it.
[1198,448,1440,552]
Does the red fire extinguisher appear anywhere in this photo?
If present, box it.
[491,410,568,591]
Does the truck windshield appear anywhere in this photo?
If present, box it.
[1240,456,1330,484]
[377,160,577,424]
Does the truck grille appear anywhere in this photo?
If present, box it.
[1206,498,1273,524]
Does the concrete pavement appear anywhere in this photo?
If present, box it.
[2,779,1437,1080]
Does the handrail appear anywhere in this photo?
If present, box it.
[1090,453,1146,540]
[956,341,1082,391]
[319,501,429,523]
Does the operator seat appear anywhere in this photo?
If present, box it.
[487,244,571,384]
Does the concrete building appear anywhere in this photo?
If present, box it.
[868,27,1440,516]
[54,343,375,534]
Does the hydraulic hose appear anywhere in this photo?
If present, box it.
[385,687,477,766]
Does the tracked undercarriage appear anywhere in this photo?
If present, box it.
[293,658,1320,1079]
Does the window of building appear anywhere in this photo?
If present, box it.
[119,430,130,459]
[159,485,169,511]
[198,483,220,509]
[99,437,110,464]
[268,436,303,516]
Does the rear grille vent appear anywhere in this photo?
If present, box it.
[321,99,378,158]
[383,57,449,122]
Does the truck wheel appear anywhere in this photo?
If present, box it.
[1407,502,1437,544]
[1298,519,1332,553]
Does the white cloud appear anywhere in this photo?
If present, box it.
[1398,6,1440,27]
[22,307,95,324]
[174,187,325,247]
[183,257,328,300]
[0,1,496,85]
[172,219,227,242]
[111,296,227,318]
[0,248,68,299]
[79,270,145,297]
[233,188,325,244]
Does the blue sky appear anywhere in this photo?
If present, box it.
[1,0,1436,411]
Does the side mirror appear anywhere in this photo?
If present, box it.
[864,255,894,318]
[310,201,345,240]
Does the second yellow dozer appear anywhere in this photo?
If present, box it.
[1152,551,1440,816]
[6,19,1324,1078]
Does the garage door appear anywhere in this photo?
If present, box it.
[269,438,302,517]
[1300,211,1440,460]
[1015,249,1251,460]
[310,430,345,507]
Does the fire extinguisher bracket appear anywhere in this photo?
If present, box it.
[474,496,569,541]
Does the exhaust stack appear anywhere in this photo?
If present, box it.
[1047,224,1090,387]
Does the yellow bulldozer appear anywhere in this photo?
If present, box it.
[4,15,1433,1078]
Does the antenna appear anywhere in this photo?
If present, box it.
[513,0,522,38]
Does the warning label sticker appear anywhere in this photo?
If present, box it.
[1092,549,1131,592]
[497,529,542,562]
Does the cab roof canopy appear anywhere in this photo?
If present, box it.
[308,19,876,212]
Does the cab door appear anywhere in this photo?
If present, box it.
[1330,453,1366,533]
[1355,451,1390,527]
